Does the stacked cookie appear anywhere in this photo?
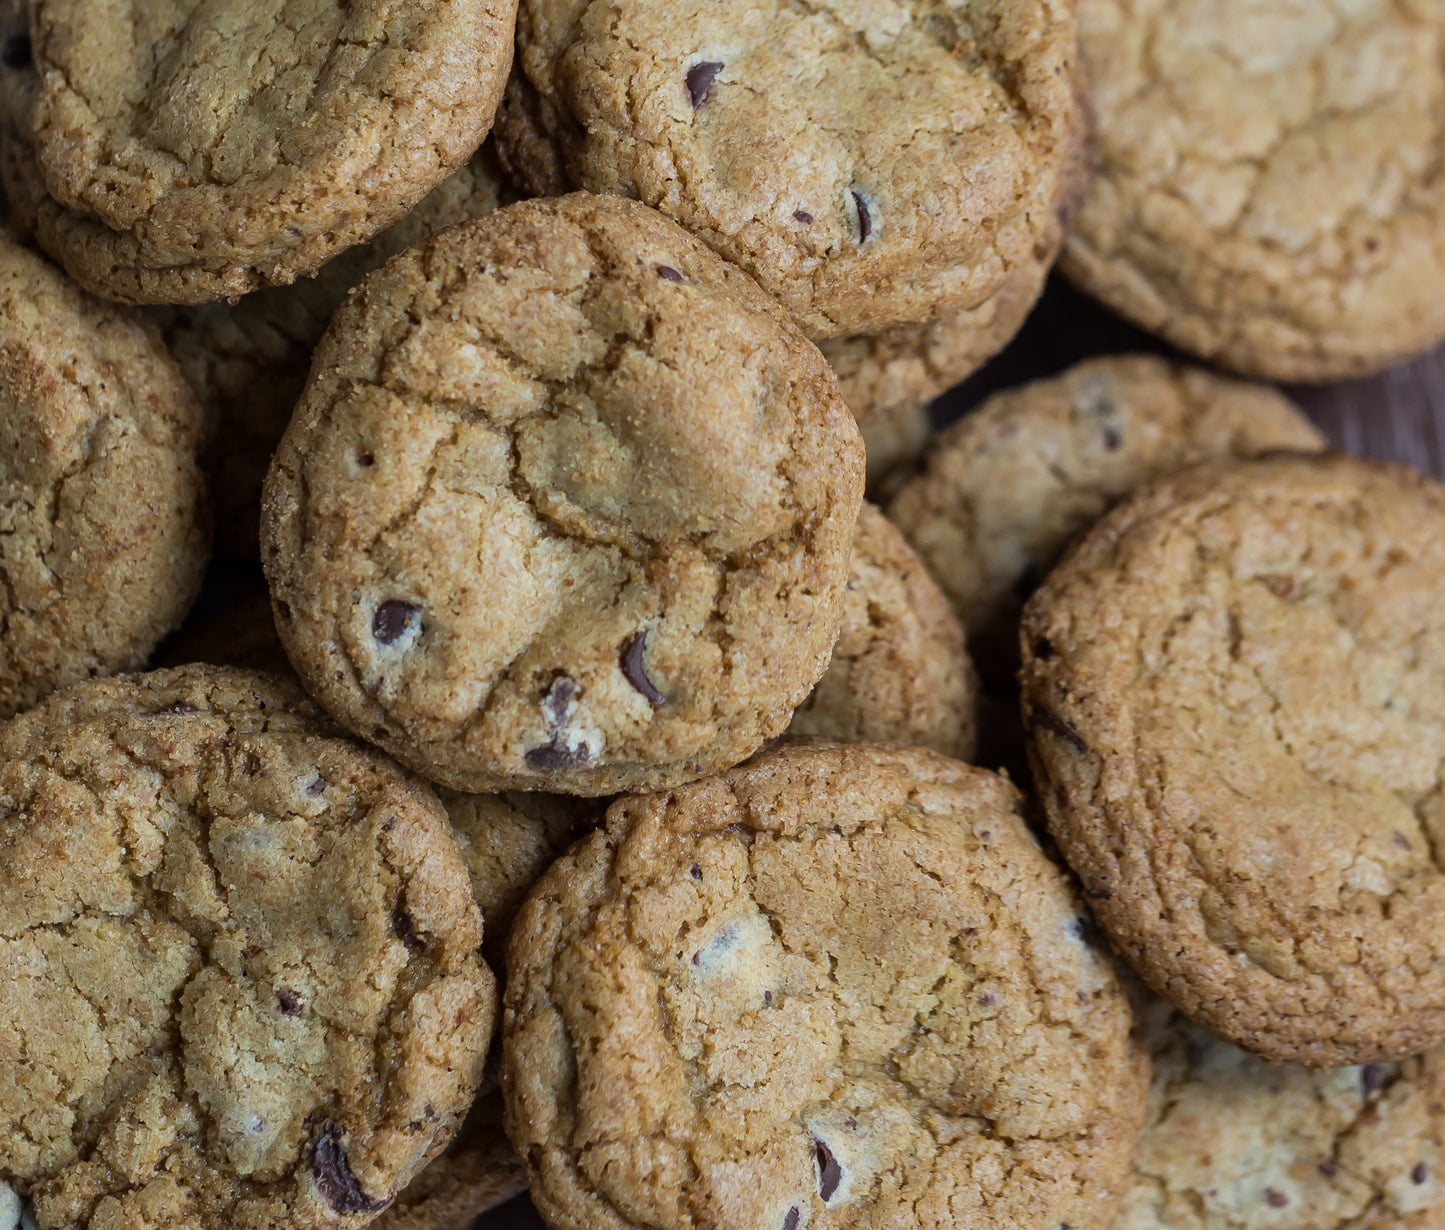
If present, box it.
[0,3,1444,1230]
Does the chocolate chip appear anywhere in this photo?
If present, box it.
[1318,1160,1338,1178]
[542,675,579,725]
[656,265,684,283]
[306,775,326,798]
[1395,832,1412,851]
[1035,708,1088,755]
[782,1208,800,1230]
[794,210,814,225]
[1362,1064,1389,1095]
[1263,1189,1288,1208]
[277,990,302,1016]
[525,741,591,771]
[241,945,262,961]
[620,631,665,705]
[763,990,773,1005]
[1102,425,1122,451]
[690,864,702,880]
[356,451,375,468]
[1413,1163,1429,1184]
[313,1121,386,1214]
[2,33,29,68]
[373,600,421,646]
[686,60,724,107]
[816,1139,842,1200]
[852,191,873,243]
[392,908,423,951]
[977,991,996,1008]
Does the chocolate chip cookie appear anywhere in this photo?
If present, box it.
[503,741,1149,1230]
[159,143,516,560]
[889,356,1325,642]
[1119,994,1445,1230]
[0,229,209,717]
[787,504,978,760]
[0,0,516,305]
[1022,454,1445,1065]
[499,1,1080,339]
[262,193,864,796]
[1062,0,1445,380]
[0,666,497,1230]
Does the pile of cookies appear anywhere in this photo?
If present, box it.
[1,3,1443,1230]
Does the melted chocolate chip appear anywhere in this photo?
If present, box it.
[2,33,29,68]
[313,1121,386,1214]
[794,210,814,225]
[782,1208,800,1230]
[686,60,724,107]
[816,1139,842,1200]
[621,631,665,705]
[656,265,684,283]
[525,741,591,771]
[373,600,421,646]
[1318,1160,1338,1178]
[277,990,301,1016]
[1413,1163,1429,1184]
[1362,1064,1389,1095]
[1263,1189,1288,1209]
[690,864,702,880]
[392,908,423,951]
[306,775,326,798]
[1035,708,1088,755]
[1102,425,1122,451]
[542,675,579,724]
[852,191,873,243]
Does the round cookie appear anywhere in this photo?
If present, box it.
[0,229,209,718]
[262,193,865,796]
[1021,454,1445,1065]
[0,665,497,1230]
[158,144,516,561]
[499,1,1080,339]
[1119,995,1445,1230]
[0,0,516,305]
[502,741,1149,1230]
[888,356,1325,642]
[1061,1,1445,380]
[787,503,978,761]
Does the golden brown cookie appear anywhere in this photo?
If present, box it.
[0,228,209,717]
[0,666,497,1230]
[1022,454,1445,1065]
[787,504,977,760]
[503,740,1149,1230]
[888,356,1325,641]
[0,0,516,305]
[262,193,864,796]
[499,1,1080,339]
[1119,995,1445,1230]
[158,144,516,560]
[1062,0,1445,380]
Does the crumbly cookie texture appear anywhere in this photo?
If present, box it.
[1120,996,1445,1230]
[0,229,209,717]
[501,0,1079,339]
[1022,455,1445,1065]
[262,193,864,796]
[787,504,978,761]
[0,666,497,1230]
[1062,0,1445,381]
[156,144,516,560]
[889,355,1325,641]
[0,0,516,305]
[503,741,1149,1230]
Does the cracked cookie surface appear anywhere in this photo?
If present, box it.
[501,0,1079,339]
[1021,455,1445,1065]
[261,192,864,796]
[888,356,1325,643]
[502,740,1149,1230]
[0,665,497,1230]
[0,0,516,305]
[156,143,516,560]
[787,503,978,760]
[0,229,208,718]
[1119,995,1445,1230]
[1062,0,1445,380]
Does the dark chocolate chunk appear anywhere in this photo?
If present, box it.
[690,864,702,880]
[621,631,666,705]
[852,191,873,243]
[1263,1189,1289,1208]
[2,33,29,68]
[1102,425,1122,451]
[763,990,773,1005]
[794,210,814,225]
[816,1139,842,1200]
[686,60,724,107]
[525,741,591,771]
[1362,1064,1389,1095]
[356,451,375,468]
[392,908,423,952]
[277,990,302,1016]
[542,675,579,724]
[656,265,684,283]
[1413,1163,1429,1184]
[782,1208,800,1230]
[313,1121,387,1214]
[373,600,421,646]
[241,945,262,961]
[1318,1160,1338,1178]
[1034,708,1088,755]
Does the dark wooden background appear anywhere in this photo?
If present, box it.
[471,276,1445,1230]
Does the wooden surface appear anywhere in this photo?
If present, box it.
[470,276,1445,1230]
